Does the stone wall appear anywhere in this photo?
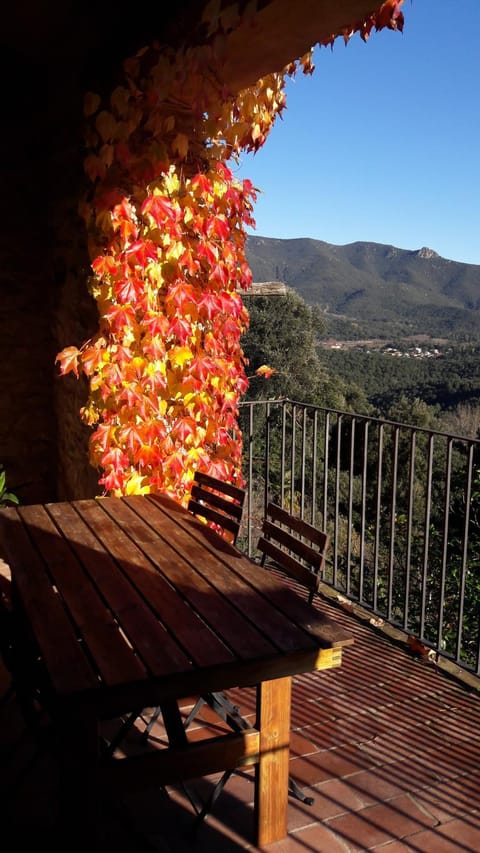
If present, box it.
[0,50,101,505]
[0,251,57,505]
[0,52,56,505]
[0,179,100,505]
[52,198,101,502]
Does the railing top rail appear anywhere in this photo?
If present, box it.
[239,398,480,446]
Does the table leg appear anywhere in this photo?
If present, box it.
[254,676,292,846]
[58,709,101,851]
[160,698,189,746]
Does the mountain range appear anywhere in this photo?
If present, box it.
[245,236,480,339]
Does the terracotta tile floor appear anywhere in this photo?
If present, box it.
[2,590,480,852]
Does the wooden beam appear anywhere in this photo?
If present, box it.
[97,728,260,794]
[220,1,393,92]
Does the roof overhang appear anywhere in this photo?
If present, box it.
[3,1,403,95]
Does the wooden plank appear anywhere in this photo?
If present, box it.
[48,502,191,677]
[255,677,291,845]
[133,494,322,653]
[19,504,147,687]
[99,496,280,660]
[73,498,234,668]
[190,485,243,521]
[97,728,260,793]
[191,473,245,505]
[147,494,354,649]
[0,507,98,693]
[257,537,319,592]
[261,519,323,568]
[90,645,343,719]
[265,503,328,551]
[187,498,239,538]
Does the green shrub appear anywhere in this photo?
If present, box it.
[0,466,19,507]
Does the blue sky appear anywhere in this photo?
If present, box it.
[235,0,480,266]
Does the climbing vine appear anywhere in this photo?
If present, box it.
[56,1,404,504]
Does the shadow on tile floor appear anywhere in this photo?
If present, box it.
[2,588,480,853]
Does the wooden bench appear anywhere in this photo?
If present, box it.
[188,471,245,544]
[257,502,329,604]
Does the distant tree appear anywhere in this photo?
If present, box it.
[241,291,329,404]
[441,465,480,666]
[242,290,372,413]
[439,402,480,439]
[239,291,372,523]
[385,396,439,430]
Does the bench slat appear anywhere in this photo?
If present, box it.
[258,503,330,605]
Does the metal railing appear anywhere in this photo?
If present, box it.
[238,399,480,676]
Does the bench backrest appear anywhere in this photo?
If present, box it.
[257,502,329,603]
[188,472,246,544]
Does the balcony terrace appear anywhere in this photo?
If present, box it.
[2,400,480,851]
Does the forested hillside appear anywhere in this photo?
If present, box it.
[321,346,480,414]
[245,235,480,340]
[241,289,480,435]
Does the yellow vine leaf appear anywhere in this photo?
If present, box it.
[256,364,275,378]
[84,92,101,117]
[172,133,189,159]
[124,472,151,495]
[202,0,222,36]
[110,86,131,118]
[95,110,118,143]
[169,346,194,370]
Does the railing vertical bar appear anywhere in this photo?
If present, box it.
[346,418,355,596]
[334,414,342,589]
[403,430,416,631]
[420,434,434,639]
[455,442,473,664]
[280,401,287,507]
[290,404,297,512]
[264,401,271,516]
[438,438,453,653]
[246,403,254,558]
[373,423,384,613]
[311,409,318,526]
[300,406,307,519]
[323,411,330,535]
[359,420,369,605]
[387,426,399,621]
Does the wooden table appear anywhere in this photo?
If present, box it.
[0,493,353,847]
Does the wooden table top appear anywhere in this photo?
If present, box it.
[0,493,353,717]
